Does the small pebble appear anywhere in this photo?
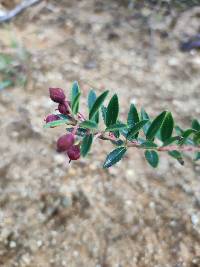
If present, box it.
[9,241,17,248]
[191,214,199,226]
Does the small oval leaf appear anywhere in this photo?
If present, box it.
[88,90,99,123]
[106,94,119,127]
[178,128,197,145]
[44,119,69,128]
[72,92,81,114]
[105,123,127,132]
[194,152,200,161]
[146,111,167,140]
[81,134,93,157]
[192,119,200,131]
[144,150,159,168]
[80,120,97,129]
[160,112,174,142]
[70,81,80,104]
[88,90,97,110]
[168,150,184,165]
[89,91,109,120]
[127,120,149,140]
[127,104,139,126]
[103,147,127,168]
[140,141,158,148]
[140,108,151,135]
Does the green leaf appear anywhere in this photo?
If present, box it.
[80,120,98,129]
[140,141,158,148]
[105,123,127,132]
[103,147,127,168]
[57,114,71,120]
[127,120,148,140]
[81,134,93,157]
[0,80,13,90]
[110,139,124,146]
[175,125,184,135]
[89,91,109,120]
[106,94,119,127]
[67,127,88,137]
[146,111,167,140]
[144,150,159,168]
[160,112,174,142]
[113,131,120,138]
[88,90,96,109]
[88,90,99,123]
[44,119,69,128]
[70,81,80,114]
[178,128,197,145]
[119,128,129,138]
[168,150,184,165]
[140,108,151,135]
[193,131,200,144]
[71,92,81,114]
[127,104,139,126]
[192,119,200,131]
[194,152,200,161]
[70,81,80,103]
[162,136,181,146]
[101,105,107,124]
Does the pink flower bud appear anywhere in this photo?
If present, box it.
[49,88,65,103]
[57,133,75,152]
[67,145,80,161]
[45,114,60,124]
[58,101,71,115]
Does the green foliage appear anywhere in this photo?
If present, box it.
[101,105,107,125]
[145,150,159,168]
[80,120,97,129]
[178,129,197,145]
[81,134,93,157]
[140,141,158,148]
[106,94,119,127]
[71,81,80,114]
[45,81,200,168]
[162,136,181,146]
[67,127,87,137]
[160,112,174,142]
[192,119,200,131]
[146,111,167,140]
[44,119,69,128]
[103,147,127,168]
[168,150,184,165]
[89,91,109,120]
[88,90,99,123]
[105,123,127,132]
[127,104,139,126]
[127,120,148,140]
[195,152,200,161]
[140,108,151,135]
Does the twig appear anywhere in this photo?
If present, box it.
[0,0,42,23]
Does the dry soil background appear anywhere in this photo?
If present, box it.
[0,1,200,267]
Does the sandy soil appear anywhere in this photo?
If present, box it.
[0,1,200,266]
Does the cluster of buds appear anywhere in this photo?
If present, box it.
[45,87,80,162]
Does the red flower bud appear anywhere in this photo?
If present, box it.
[67,145,80,161]
[45,114,60,123]
[58,101,71,115]
[57,133,75,152]
[49,88,65,103]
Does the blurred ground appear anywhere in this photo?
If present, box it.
[0,1,200,267]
